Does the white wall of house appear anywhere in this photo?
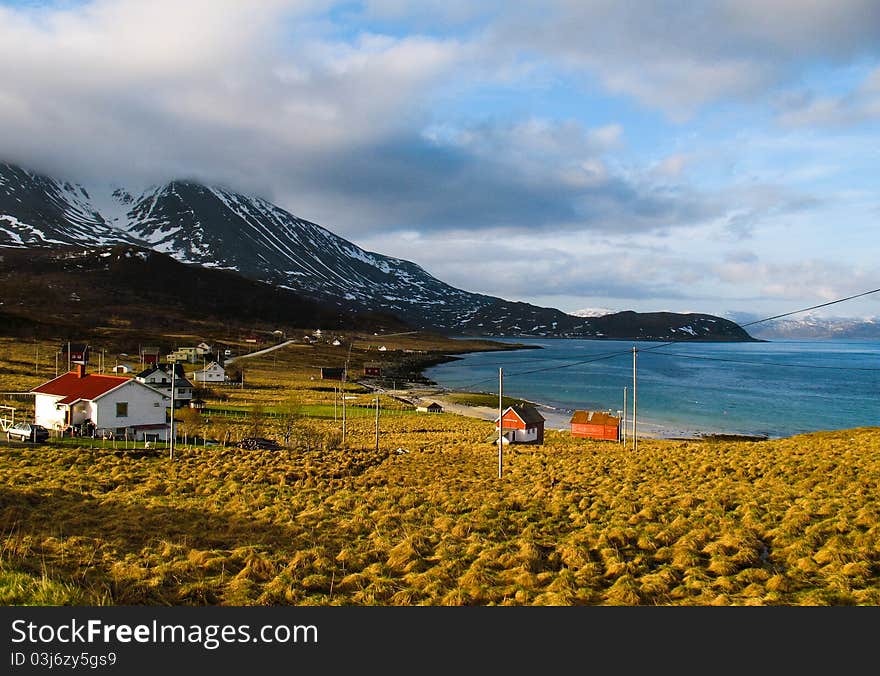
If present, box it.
[512,427,539,443]
[35,394,67,430]
[192,363,225,383]
[93,381,167,432]
[137,371,193,403]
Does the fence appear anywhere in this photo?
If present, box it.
[1,392,35,402]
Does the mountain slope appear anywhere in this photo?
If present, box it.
[0,163,134,247]
[0,244,406,339]
[0,162,756,341]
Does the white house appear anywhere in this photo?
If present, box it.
[135,363,194,407]
[494,405,546,444]
[190,361,225,383]
[31,365,170,441]
[112,364,133,375]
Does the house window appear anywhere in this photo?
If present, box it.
[116,402,128,417]
[154,402,160,407]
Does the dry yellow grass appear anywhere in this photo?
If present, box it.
[1,336,879,606]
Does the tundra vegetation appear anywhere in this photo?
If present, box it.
[0,337,878,606]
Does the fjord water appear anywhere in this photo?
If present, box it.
[424,338,879,438]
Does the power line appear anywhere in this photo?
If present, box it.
[739,288,880,327]
[456,348,633,390]
[437,285,880,390]
[642,350,880,372]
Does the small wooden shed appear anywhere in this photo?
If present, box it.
[570,410,620,441]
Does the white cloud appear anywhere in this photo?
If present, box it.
[485,0,880,117]
[776,67,880,127]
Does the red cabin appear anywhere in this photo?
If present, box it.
[570,410,620,441]
[495,405,545,444]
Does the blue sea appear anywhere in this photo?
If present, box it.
[424,338,880,439]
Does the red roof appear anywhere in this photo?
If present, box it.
[31,371,131,404]
[570,410,619,426]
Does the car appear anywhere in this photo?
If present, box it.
[6,422,50,443]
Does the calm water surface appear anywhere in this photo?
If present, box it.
[424,338,880,438]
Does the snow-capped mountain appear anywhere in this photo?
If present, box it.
[0,162,755,340]
[570,307,617,318]
[744,314,880,340]
[0,164,129,247]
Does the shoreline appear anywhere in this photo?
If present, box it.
[367,379,770,442]
[371,340,773,441]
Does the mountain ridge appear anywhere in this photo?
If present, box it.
[0,161,757,342]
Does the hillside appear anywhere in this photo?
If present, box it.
[0,162,756,342]
[0,245,406,342]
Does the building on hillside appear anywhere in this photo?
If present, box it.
[167,347,202,363]
[139,346,161,366]
[570,410,620,441]
[320,367,346,381]
[31,364,169,441]
[136,363,194,407]
[190,361,226,383]
[363,362,382,377]
[112,364,133,375]
[416,402,443,413]
[495,405,545,444]
[60,342,90,366]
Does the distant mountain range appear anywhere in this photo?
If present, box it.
[0,161,756,341]
[740,314,880,340]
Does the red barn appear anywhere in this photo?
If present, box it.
[363,362,382,377]
[495,405,545,444]
[570,410,620,441]
[140,346,161,366]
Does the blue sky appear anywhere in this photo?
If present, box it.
[1,0,878,319]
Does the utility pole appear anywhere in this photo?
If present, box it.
[622,387,627,445]
[632,347,638,452]
[67,341,71,372]
[334,386,338,421]
[342,340,352,448]
[34,340,38,376]
[342,381,347,447]
[55,352,58,378]
[169,365,176,460]
[498,368,504,479]
[374,396,380,452]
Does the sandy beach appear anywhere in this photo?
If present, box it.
[376,382,728,441]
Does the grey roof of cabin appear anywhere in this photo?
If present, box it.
[496,405,545,425]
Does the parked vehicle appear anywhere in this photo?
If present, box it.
[6,422,50,443]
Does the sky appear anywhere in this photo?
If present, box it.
[1,0,879,319]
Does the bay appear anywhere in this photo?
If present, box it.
[423,338,880,439]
